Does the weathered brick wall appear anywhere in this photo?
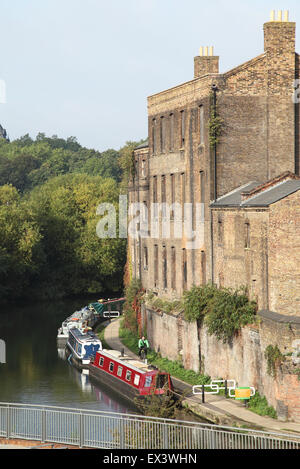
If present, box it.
[268,191,300,316]
[212,208,269,310]
[143,305,300,421]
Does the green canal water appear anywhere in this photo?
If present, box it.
[0,298,138,414]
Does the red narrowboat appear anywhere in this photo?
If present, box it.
[89,349,173,404]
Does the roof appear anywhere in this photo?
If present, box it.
[134,140,149,150]
[241,179,300,207]
[211,178,300,208]
[210,181,261,207]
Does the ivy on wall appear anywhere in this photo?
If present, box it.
[183,284,257,343]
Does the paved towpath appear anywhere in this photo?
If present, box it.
[104,318,300,436]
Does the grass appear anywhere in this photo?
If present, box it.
[247,392,277,419]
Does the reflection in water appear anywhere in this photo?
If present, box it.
[0,299,137,415]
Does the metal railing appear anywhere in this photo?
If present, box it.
[0,402,299,449]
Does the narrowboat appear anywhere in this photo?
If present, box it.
[57,297,125,345]
[89,349,174,405]
[65,328,102,369]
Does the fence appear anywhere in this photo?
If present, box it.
[0,402,299,449]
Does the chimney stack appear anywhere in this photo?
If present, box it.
[194,46,219,78]
[264,10,295,55]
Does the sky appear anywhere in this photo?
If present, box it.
[1,0,300,152]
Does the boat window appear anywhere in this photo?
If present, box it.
[109,362,114,373]
[144,375,152,387]
[134,374,140,386]
[125,370,132,381]
[117,366,123,377]
[99,357,104,367]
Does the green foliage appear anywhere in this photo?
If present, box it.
[208,93,223,149]
[0,133,127,193]
[248,392,277,419]
[122,278,143,335]
[264,345,286,379]
[145,293,183,314]
[134,391,182,419]
[118,139,147,193]
[183,284,257,343]
[0,132,146,303]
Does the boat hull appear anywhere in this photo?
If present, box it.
[65,344,91,370]
[89,363,141,404]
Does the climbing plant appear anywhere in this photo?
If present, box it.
[183,284,257,343]
[264,345,286,379]
[208,92,223,149]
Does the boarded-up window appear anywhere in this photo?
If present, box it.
[180,110,185,147]
[162,245,167,289]
[199,105,204,144]
[169,113,175,151]
[182,248,187,290]
[154,245,159,287]
[171,247,176,290]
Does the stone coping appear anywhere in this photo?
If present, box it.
[258,309,300,325]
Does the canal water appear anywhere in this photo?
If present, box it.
[0,298,138,415]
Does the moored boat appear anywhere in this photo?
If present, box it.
[65,328,102,370]
[57,297,125,345]
[89,348,173,405]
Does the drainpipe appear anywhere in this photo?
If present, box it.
[211,83,218,202]
[210,84,218,284]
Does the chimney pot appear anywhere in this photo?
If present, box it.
[277,10,282,21]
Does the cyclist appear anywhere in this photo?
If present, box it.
[138,336,149,359]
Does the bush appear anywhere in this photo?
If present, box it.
[183,284,257,343]
[248,392,277,419]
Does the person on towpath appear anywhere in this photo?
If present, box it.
[138,336,149,359]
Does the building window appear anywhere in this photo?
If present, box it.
[143,246,148,270]
[245,222,250,248]
[152,118,156,154]
[171,247,176,290]
[161,175,166,204]
[162,245,167,289]
[201,251,206,285]
[199,105,204,144]
[141,160,146,178]
[200,171,205,204]
[160,116,166,153]
[170,174,175,219]
[182,248,187,290]
[153,176,157,203]
[109,362,114,373]
[169,113,174,151]
[154,244,158,287]
[180,110,185,147]
[217,217,223,244]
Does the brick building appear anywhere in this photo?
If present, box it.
[128,11,300,420]
[129,11,300,317]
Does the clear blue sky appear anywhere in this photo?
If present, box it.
[1,0,300,151]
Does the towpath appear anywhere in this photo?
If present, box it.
[104,317,300,435]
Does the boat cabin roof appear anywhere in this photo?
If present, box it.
[70,328,101,344]
[98,349,156,375]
